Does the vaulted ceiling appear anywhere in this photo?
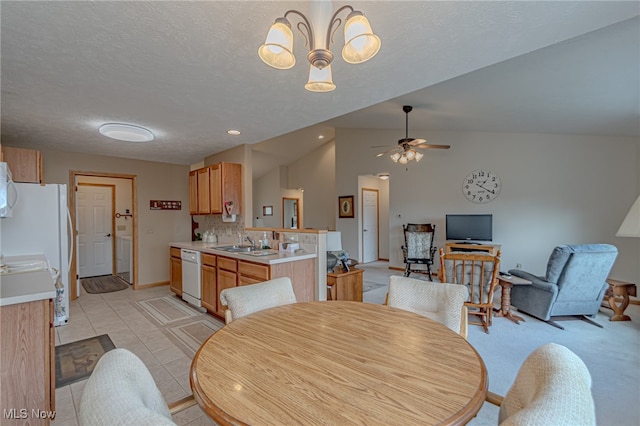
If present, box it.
[2,1,638,171]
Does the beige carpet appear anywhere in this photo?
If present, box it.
[135,295,224,357]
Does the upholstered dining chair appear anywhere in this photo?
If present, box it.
[79,348,196,426]
[402,223,437,280]
[220,277,297,324]
[387,276,469,339]
[486,343,595,426]
[439,248,501,333]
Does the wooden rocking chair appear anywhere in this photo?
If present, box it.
[439,248,501,333]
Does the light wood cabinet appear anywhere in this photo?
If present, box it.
[238,260,270,285]
[188,162,242,216]
[189,171,198,214]
[445,242,501,255]
[1,298,55,425]
[1,146,42,183]
[201,254,217,312]
[169,247,182,296]
[327,268,364,302]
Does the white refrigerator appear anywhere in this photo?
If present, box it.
[0,182,72,326]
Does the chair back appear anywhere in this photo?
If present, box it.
[220,277,297,324]
[439,249,500,305]
[545,244,618,301]
[387,276,469,338]
[79,348,176,426]
[499,343,595,425]
[403,223,435,260]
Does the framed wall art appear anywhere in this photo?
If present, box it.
[338,195,354,218]
[263,205,273,216]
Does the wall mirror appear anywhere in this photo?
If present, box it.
[282,197,299,229]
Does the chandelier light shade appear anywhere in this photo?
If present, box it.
[616,195,640,237]
[259,5,380,92]
[305,64,336,92]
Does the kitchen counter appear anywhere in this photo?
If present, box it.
[169,241,317,265]
[0,270,56,306]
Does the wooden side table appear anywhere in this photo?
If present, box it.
[604,279,636,321]
[327,267,363,302]
[495,275,532,324]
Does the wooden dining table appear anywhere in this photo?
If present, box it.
[190,301,488,426]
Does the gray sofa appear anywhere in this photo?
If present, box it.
[509,244,618,329]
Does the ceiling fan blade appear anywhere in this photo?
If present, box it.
[407,138,426,146]
[375,147,400,157]
[370,145,396,148]
[415,144,451,150]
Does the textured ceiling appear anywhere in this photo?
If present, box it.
[1,1,639,169]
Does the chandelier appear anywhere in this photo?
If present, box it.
[258,3,381,92]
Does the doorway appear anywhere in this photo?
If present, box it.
[77,184,114,278]
[282,197,299,229]
[69,171,137,300]
[362,188,379,263]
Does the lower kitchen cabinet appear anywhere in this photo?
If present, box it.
[216,269,237,317]
[0,298,55,425]
[201,254,217,312]
[169,247,182,296]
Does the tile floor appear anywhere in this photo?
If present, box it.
[52,285,218,426]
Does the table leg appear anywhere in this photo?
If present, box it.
[495,281,525,324]
[609,286,631,321]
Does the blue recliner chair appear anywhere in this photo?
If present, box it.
[509,244,618,329]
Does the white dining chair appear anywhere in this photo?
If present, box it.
[79,348,196,426]
[220,276,297,324]
[486,343,596,425]
[387,275,469,339]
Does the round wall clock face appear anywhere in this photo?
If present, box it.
[462,169,502,203]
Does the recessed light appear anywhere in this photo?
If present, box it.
[227,129,241,136]
[99,123,154,142]
[318,135,324,139]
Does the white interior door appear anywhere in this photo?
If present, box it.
[77,185,113,278]
[362,189,379,263]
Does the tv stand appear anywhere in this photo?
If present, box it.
[445,242,501,255]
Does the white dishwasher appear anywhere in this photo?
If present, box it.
[181,249,202,308]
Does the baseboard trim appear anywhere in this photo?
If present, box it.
[135,281,169,290]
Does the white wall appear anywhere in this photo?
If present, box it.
[336,128,640,283]
[288,140,335,230]
[41,148,191,285]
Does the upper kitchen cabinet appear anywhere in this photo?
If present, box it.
[1,146,42,183]
[189,162,242,216]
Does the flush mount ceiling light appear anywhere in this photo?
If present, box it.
[99,123,154,142]
[227,129,241,136]
[258,4,381,92]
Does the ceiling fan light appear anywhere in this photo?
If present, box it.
[398,155,409,164]
[390,152,401,162]
[304,65,336,92]
[405,149,416,160]
[415,151,424,162]
[258,19,295,69]
[342,12,381,64]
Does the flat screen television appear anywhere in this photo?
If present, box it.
[445,214,493,242]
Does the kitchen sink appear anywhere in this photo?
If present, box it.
[213,245,256,253]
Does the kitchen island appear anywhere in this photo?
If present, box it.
[169,241,318,320]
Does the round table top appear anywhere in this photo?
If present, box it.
[191,301,487,426]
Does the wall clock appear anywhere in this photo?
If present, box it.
[462,169,502,203]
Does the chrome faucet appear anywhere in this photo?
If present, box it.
[245,235,255,248]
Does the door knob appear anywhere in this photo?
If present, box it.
[105,233,112,237]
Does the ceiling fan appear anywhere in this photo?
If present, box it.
[374,105,450,163]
